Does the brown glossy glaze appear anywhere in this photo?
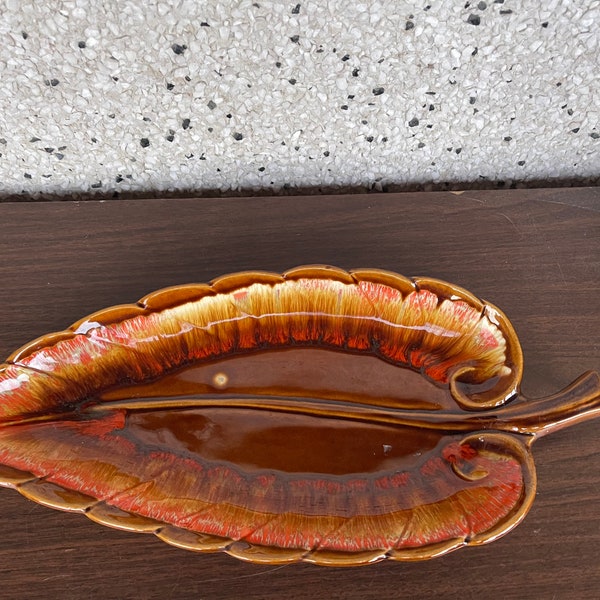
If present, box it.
[101,348,453,410]
[0,266,598,566]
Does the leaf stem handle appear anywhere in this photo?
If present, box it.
[503,371,600,439]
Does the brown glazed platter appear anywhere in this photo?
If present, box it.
[0,265,598,567]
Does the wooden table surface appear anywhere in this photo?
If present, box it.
[0,188,598,599]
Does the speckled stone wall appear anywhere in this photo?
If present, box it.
[0,0,598,199]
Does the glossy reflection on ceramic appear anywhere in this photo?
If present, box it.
[0,266,598,566]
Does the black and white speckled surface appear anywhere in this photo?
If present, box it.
[0,0,598,199]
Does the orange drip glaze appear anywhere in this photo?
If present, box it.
[4,269,576,564]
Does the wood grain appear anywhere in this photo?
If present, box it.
[0,188,598,599]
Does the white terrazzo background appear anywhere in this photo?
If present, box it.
[0,0,598,199]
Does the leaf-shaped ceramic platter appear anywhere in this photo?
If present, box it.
[1,266,599,566]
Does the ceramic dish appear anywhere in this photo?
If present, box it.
[0,265,598,566]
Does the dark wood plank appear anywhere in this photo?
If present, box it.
[0,188,598,600]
